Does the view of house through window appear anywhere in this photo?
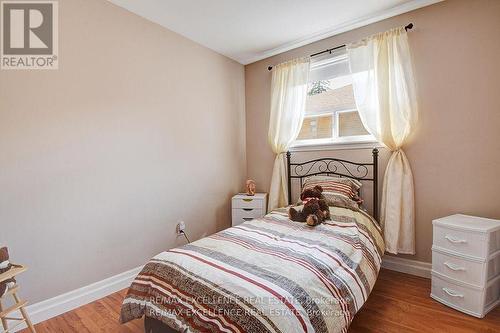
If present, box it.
[294,49,374,146]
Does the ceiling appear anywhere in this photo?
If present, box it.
[108,0,441,65]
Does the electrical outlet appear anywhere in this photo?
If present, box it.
[177,221,186,234]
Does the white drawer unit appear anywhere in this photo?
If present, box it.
[231,193,267,226]
[431,214,500,318]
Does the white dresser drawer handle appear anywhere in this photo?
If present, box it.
[242,208,254,211]
[443,262,465,271]
[444,235,467,244]
[442,287,464,298]
[242,198,253,202]
[242,217,253,221]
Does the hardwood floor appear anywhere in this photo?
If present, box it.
[350,270,500,333]
[20,269,500,333]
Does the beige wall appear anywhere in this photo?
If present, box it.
[245,0,500,263]
[0,0,246,303]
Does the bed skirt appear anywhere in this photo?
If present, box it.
[144,316,179,333]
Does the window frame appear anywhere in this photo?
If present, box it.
[292,51,377,149]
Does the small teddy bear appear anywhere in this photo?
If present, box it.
[288,185,330,226]
[0,247,16,297]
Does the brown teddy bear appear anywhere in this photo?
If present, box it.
[288,185,330,226]
[0,247,16,297]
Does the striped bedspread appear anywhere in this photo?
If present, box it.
[120,206,384,333]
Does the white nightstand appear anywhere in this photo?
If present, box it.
[231,193,267,226]
[431,214,500,318]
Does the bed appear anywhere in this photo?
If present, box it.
[120,149,384,333]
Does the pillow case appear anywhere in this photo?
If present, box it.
[322,192,361,211]
[302,175,363,207]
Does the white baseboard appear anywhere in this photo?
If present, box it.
[381,256,432,279]
[10,265,143,332]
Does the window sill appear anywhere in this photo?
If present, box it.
[290,140,384,152]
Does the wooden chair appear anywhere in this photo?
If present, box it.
[0,264,36,333]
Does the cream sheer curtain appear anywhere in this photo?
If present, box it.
[268,57,311,211]
[347,27,418,254]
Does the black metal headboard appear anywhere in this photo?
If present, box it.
[286,148,379,221]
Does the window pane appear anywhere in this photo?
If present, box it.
[306,50,356,117]
[338,111,369,137]
[297,115,333,140]
[306,80,356,115]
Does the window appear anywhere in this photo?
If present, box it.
[293,48,375,147]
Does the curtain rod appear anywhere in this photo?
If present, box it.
[267,23,413,71]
